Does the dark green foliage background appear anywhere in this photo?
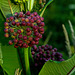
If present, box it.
[37,0,75,59]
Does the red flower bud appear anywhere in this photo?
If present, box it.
[37,19,41,23]
[4,33,9,38]
[26,11,30,16]
[19,13,23,17]
[25,18,29,22]
[18,40,23,44]
[9,40,13,45]
[30,14,34,17]
[14,39,18,43]
[27,22,31,26]
[23,43,26,47]
[25,44,28,48]
[16,22,20,26]
[12,21,16,26]
[9,16,14,21]
[14,44,19,48]
[33,17,37,21]
[17,30,21,34]
[21,17,25,21]
[40,22,45,27]
[21,21,26,26]
[14,12,18,16]
[13,32,17,36]
[23,36,27,40]
[6,18,10,22]
[33,12,37,16]
[28,37,33,41]
[26,31,32,36]
[26,28,31,32]
[10,29,14,33]
[18,34,23,39]
[31,41,35,45]
[30,19,34,23]
[4,29,8,33]
[4,22,9,26]
[40,17,44,21]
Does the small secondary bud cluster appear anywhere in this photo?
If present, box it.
[31,44,64,67]
[39,0,46,8]
[14,0,25,4]
[4,11,45,48]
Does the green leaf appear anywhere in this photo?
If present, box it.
[39,54,75,75]
[0,0,20,18]
[0,43,3,65]
[40,0,53,17]
[1,45,21,75]
[0,59,3,65]
[28,0,34,11]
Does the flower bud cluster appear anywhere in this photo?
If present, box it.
[14,0,25,4]
[4,11,45,48]
[39,0,46,8]
[31,44,64,67]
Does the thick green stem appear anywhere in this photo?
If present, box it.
[24,47,31,75]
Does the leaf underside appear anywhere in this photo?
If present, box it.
[0,0,20,18]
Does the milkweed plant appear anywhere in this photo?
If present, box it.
[0,0,74,75]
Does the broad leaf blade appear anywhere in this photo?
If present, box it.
[0,43,3,65]
[1,45,21,75]
[40,0,53,17]
[39,54,75,75]
[0,59,3,65]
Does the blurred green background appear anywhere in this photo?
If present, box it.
[38,0,75,59]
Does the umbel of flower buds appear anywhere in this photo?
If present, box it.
[39,0,46,8]
[4,11,45,48]
[31,44,64,67]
